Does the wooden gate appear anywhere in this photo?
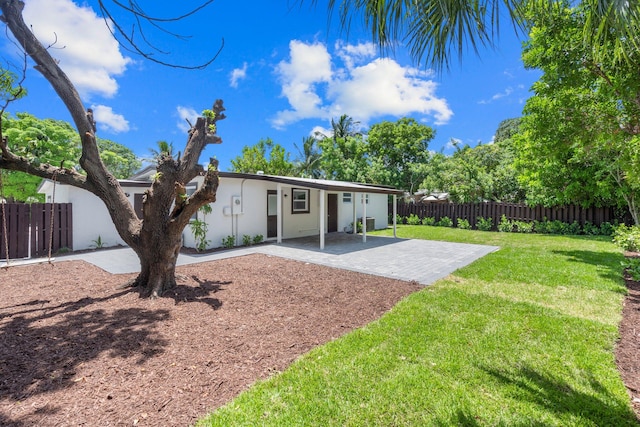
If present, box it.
[0,203,73,260]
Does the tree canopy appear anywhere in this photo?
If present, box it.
[1,112,139,201]
[230,138,294,176]
[514,3,640,223]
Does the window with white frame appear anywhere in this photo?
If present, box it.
[342,192,352,203]
[291,188,310,213]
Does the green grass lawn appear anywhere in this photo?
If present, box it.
[197,226,638,426]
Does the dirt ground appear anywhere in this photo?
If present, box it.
[0,254,421,426]
[0,253,638,426]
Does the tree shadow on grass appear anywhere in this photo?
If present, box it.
[482,364,638,426]
[551,249,626,290]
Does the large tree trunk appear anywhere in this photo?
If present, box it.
[133,231,183,298]
[0,1,225,298]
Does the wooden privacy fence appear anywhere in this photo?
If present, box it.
[0,203,72,260]
[390,201,627,230]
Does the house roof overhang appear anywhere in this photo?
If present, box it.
[218,172,404,196]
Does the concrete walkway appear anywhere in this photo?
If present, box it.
[4,234,499,286]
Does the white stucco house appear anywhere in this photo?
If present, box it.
[38,169,403,251]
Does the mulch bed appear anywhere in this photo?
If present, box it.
[0,254,421,426]
[617,274,640,420]
[1,252,639,426]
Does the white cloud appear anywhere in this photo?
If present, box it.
[334,40,376,70]
[479,87,514,104]
[90,104,129,133]
[271,40,452,129]
[23,0,130,98]
[230,62,248,88]
[176,106,199,133]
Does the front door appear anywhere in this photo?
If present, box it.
[327,193,338,233]
[267,190,278,238]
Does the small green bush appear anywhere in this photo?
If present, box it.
[582,221,600,236]
[613,224,640,252]
[513,220,534,233]
[395,214,405,225]
[242,234,252,246]
[222,235,235,249]
[497,215,513,233]
[476,217,493,231]
[422,216,436,226]
[406,214,422,225]
[436,216,453,227]
[457,218,471,230]
[252,234,264,244]
[566,221,582,235]
[622,257,640,280]
[600,222,615,236]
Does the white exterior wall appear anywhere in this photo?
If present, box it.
[336,192,389,232]
[40,176,392,252]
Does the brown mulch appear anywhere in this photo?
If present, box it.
[0,254,421,426]
[2,253,639,426]
[617,275,640,420]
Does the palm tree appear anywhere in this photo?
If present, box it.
[146,140,176,163]
[293,136,322,178]
[331,114,360,141]
[305,0,638,70]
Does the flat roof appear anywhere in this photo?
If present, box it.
[218,172,404,195]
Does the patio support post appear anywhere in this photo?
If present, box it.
[319,189,325,250]
[352,192,357,234]
[362,193,367,243]
[393,194,397,238]
[277,183,282,244]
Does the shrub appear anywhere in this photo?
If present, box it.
[476,216,493,231]
[189,220,210,251]
[613,224,640,252]
[252,234,264,244]
[222,235,235,249]
[497,215,513,233]
[436,216,453,227]
[242,234,252,246]
[457,218,471,230]
[422,216,436,226]
[513,220,534,233]
[582,221,600,236]
[622,257,640,281]
[566,221,582,235]
[406,214,422,225]
[395,214,405,225]
[600,222,615,236]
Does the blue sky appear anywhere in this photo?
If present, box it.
[3,0,539,171]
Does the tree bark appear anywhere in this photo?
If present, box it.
[0,0,225,297]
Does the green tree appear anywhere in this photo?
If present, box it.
[310,0,637,70]
[317,131,369,183]
[514,3,640,223]
[293,136,322,178]
[96,138,141,179]
[0,113,140,201]
[230,138,294,176]
[366,117,434,192]
[0,2,224,297]
[421,124,524,203]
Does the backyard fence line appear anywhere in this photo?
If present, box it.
[0,203,73,260]
[389,201,630,230]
